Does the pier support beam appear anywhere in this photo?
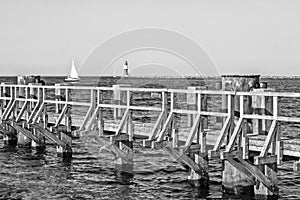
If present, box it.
[188,117,209,187]
[222,159,255,195]
[31,128,45,149]
[115,140,133,174]
[252,88,275,135]
[3,132,17,146]
[56,129,72,158]
[2,121,17,145]
[113,84,130,119]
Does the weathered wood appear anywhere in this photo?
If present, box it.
[115,108,129,136]
[85,106,100,131]
[259,120,277,157]
[237,157,278,195]
[184,114,201,148]
[9,122,41,145]
[225,118,244,152]
[0,125,10,135]
[33,124,67,148]
[148,111,166,140]
[2,99,16,120]
[54,104,68,127]
[156,112,174,142]
[163,146,208,180]
[254,155,277,165]
[31,102,45,124]
[27,101,42,123]
[210,117,231,155]
[227,158,256,184]
[16,101,29,122]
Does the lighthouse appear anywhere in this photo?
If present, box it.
[123,61,129,76]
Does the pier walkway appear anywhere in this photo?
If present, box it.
[1,81,300,197]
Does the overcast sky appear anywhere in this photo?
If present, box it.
[0,0,299,76]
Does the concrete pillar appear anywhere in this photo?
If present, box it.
[221,75,260,194]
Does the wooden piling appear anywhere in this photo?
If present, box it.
[2,80,300,198]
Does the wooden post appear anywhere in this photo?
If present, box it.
[254,95,279,197]
[3,122,18,146]
[113,85,130,119]
[127,90,134,141]
[252,89,275,135]
[171,118,179,148]
[222,94,255,195]
[31,127,45,150]
[56,133,72,159]
[188,92,209,187]
[187,86,198,127]
[55,84,61,114]
[115,89,134,175]
[65,88,72,133]
[97,89,104,136]
[0,83,3,117]
[17,122,32,147]
[161,91,168,131]
[115,140,133,174]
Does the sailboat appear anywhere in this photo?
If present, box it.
[65,58,80,82]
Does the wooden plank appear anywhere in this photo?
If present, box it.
[227,158,256,185]
[184,114,201,148]
[99,104,162,111]
[237,157,278,195]
[259,120,277,157]
[33,124,67,148]
[2,99,16,120]
[243,114,300,123]
[31,102,45,124]
[163,146,208,180]
[9,122,41,145]
[212,117,231,152]
[254,155,277,165]
[225,118,244,152]
[115,108,130,136]
[85,106,100,131]
[54,104,68,127]
[27,102,42,123]
[200,111,228,117]
[149,111,165,140]
[156,112,174,142]
[221,149,243,160]
[79,104,94,131]
[173,109,198,115]
[16,101,29,122]
[89,134,132,163]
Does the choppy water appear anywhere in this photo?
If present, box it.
[1,76,300,199]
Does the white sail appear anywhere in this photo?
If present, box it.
[69,59,79,79]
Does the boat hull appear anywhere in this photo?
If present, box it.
[64,78,80,82]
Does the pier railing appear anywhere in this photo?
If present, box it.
[2,83,300,196]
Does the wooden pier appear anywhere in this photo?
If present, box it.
[1,77,300,197]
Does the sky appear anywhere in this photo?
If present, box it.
[0,0,300,76]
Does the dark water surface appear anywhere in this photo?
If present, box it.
[1,76,300,199]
